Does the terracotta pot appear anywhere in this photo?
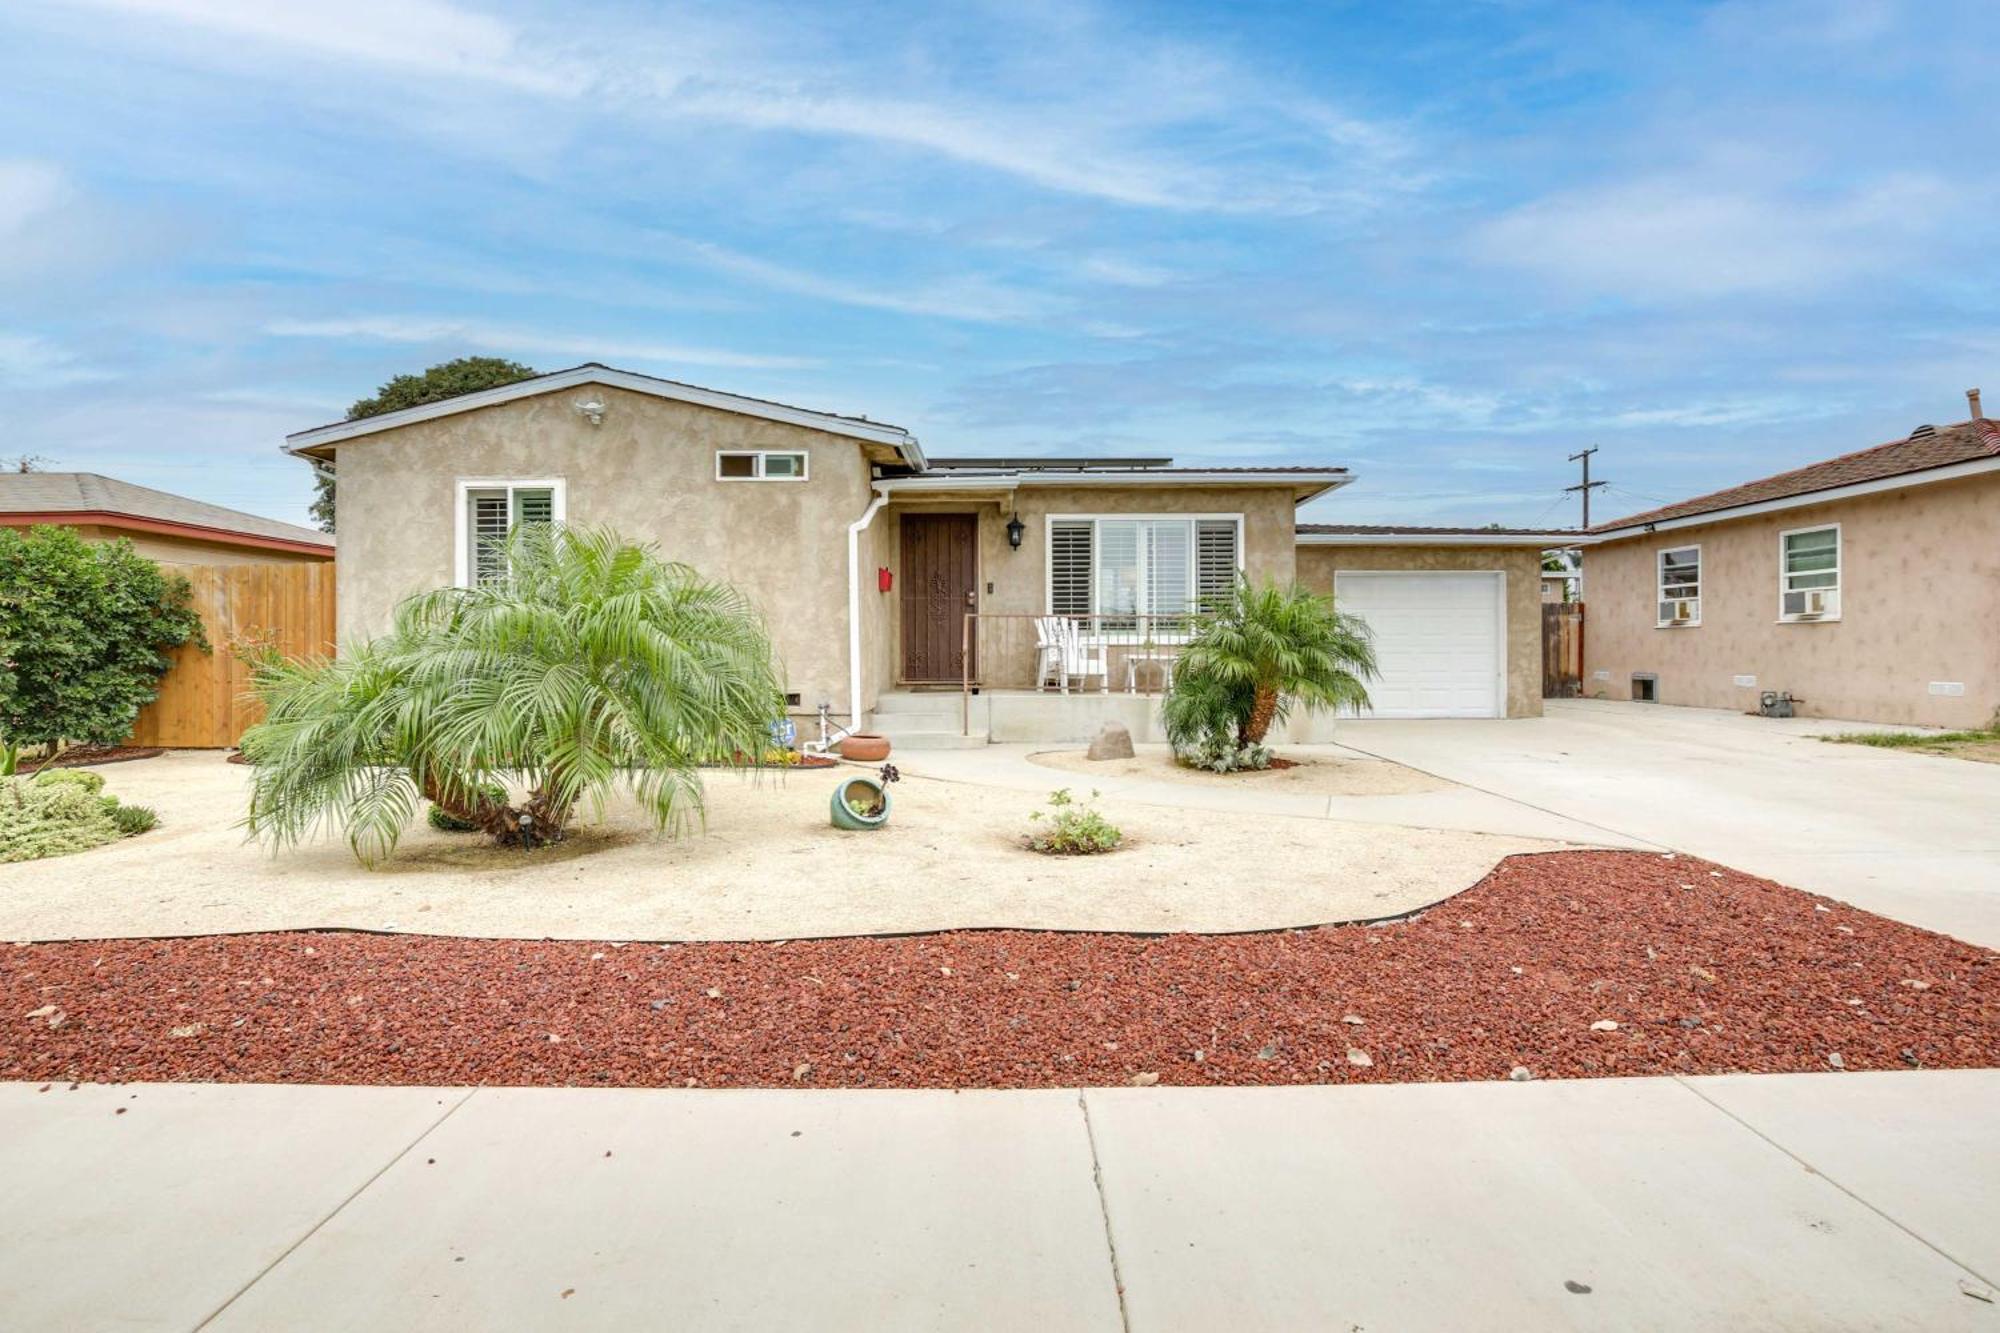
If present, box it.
[838,733,892,762]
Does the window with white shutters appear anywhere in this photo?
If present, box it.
[461,481,559,587]
[1049,522,1093,615]
[1195,520,1239,611]
[1045,516,1241,622]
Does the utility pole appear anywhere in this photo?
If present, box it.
[1565,446,1606,529]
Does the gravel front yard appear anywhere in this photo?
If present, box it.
[1028,744,1451,795]
[5,851,1994,1090]
[0,752,1553,940]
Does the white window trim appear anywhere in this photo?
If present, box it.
[1777,522,1842,623]
[1043,513,1244,638]
[715,450,810,482]
[1656,543,1702,628]
[453,477,566,589]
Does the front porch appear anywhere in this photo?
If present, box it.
[868,686,1343,748]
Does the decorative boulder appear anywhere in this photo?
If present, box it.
[1086,722,1135,761]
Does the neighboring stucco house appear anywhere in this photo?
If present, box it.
[1581,398,2000,728]
[285,364,1559,743]
[0,473,333,565]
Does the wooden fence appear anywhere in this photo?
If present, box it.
[129,562,336,748]
[1541,600,1584,699]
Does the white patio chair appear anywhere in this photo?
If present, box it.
[1032,616,1064,693]
[1054,616,1109,694]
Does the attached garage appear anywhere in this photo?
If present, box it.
[1333,571,1504,717]
[1295,525,1576,720]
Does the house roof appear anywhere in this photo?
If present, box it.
[876,465,1350,504]
[1296,523,1584,547]
[0,472,333,554]
[284,363,927,466]
[1592,417,2000,535]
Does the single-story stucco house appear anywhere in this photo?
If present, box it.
[1580,392,2000,729]
[0,472,333,565]
[284,364,1570,744]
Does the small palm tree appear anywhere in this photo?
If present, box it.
[1163,580,1375,748]
[240,524,783,863]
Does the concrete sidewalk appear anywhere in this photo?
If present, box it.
[4,1072,1995,1330]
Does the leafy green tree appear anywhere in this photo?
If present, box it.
[1162,580,1376,751]
[311,356,538,533]
[240,524,784,864]
[0,527,209,771]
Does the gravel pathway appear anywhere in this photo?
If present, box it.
[4,851,1994,1090]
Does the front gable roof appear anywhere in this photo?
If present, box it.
[284,363,926,467]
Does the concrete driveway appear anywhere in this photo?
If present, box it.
[1340,699,2000,948]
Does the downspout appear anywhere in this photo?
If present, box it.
[846,484,891,729]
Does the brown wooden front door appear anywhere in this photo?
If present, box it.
[899,514,978,682]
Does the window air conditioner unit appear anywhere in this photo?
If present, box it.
[1797,590,1834,619]
[1672,599,1695,623]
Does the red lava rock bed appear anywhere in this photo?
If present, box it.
[4,851,1995,1090]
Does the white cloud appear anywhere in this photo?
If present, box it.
[0,160,70,237]
[53,0,573,92]
[265,316,819,370]
[0,332,113,386]
[1475,169,1956,300]
[664,236,1057,324]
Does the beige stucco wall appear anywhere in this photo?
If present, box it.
[1295,544,1545,718]
[1582,472,2000,728]
[876,486,1301,689]
[331,384,878,722]
[44,523,328,566]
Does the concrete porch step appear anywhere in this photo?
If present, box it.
[874,729,989,751]
[873,690,966,714]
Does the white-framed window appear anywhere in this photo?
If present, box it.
[1046,515,1242,629]
[1779,523,1840,621]
[453,478,565,588]
[716,450,808,481]
[1656,545,1701,627]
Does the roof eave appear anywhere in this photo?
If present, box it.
[282,364,925,466]
[1296,530,1595,548]
[0,510,334,556]
[1589,454,2000,539]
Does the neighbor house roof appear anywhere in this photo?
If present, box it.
[1592,417,2000,536]
[1296,523,1585,546]
[285,363,928,467]
[0,472,333,555]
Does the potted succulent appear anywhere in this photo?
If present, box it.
[830,764,898,830]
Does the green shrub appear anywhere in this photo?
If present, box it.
[35,767,106,795]
[107,802,157,835]
[0,526,209,771]
[1179,738,1274,773]
[0,775,121,862]
[1026,788,1123,855]
[428,782,508,832]
[1163,580,1375,757]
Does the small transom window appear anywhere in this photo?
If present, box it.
[716,450,808,481]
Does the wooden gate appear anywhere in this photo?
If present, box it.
[1541,600,1584,699]
[129,563,337,748]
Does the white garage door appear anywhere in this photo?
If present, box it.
[1334,571,1504,718]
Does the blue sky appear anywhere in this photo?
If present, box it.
[0,0,1992,530]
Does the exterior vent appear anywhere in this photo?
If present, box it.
[1909,424,1937,439]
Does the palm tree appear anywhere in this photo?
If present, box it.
[240,524,783,863]
[1163,580,1376,749]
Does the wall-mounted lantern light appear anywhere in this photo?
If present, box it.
[1006,514,1025,549]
